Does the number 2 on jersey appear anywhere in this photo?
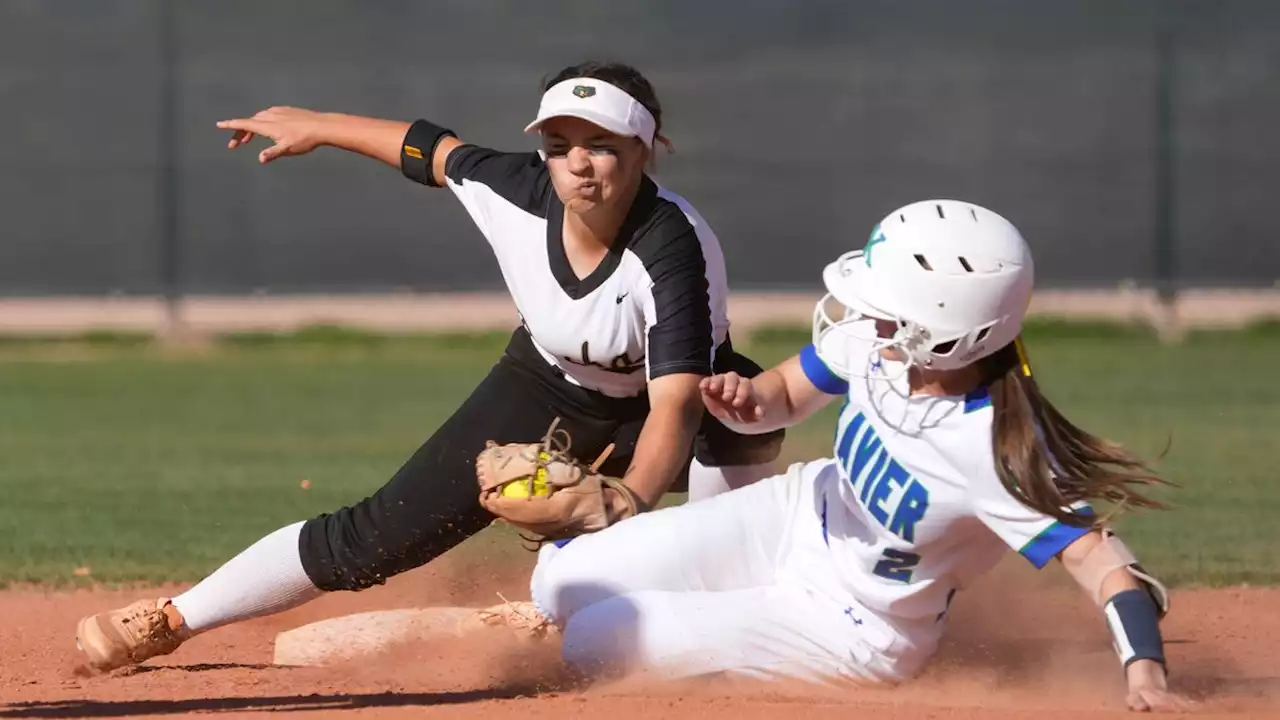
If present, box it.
[873,548,920,583]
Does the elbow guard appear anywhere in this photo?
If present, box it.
[400,119,456,188]
[1070,528,1170,619]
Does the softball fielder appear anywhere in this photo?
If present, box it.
[525,199,1192,712]
[74,61,782,672]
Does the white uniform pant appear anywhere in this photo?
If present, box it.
[530,459,910,685]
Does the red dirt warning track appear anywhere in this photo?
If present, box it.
[1,554,1276,719]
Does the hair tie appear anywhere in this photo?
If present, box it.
[1014,336,1032,378]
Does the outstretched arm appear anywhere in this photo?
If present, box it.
[701,347,844,435]
[216,107,464,185]
[1057,531,1194,712]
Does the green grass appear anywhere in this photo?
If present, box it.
[1,321,1277,588]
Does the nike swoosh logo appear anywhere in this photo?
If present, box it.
[616,293,629,304]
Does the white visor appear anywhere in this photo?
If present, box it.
[523,77,657,148]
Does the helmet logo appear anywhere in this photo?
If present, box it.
[864,225,886,267]
[572,85,596,98]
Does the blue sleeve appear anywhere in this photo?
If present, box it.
[799,343,849,395]
[1018,523,1092,568]
[1017,506,1096,569]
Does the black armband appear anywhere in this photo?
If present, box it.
[399,119,456,188]
[1103,588,1167,671]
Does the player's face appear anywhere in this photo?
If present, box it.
[872,316,908,362]
[541,117,647,216]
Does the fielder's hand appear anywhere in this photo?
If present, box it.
[700,372,764,425]
[217,106,331,164]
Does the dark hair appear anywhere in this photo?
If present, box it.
[542,60,666,145]
[980,340,1174,527]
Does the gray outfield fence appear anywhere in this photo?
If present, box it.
[0,0,1276,298]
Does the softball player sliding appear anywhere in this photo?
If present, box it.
[526,199,1193,712]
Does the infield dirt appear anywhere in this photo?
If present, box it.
[2,550,1277,719]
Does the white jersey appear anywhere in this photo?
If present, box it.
[443,144,730,398]
[524,321,1099,684]
[799,326,1093,645]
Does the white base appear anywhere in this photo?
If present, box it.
[271,606,479,667]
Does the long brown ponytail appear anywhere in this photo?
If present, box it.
[982,339,1174,527]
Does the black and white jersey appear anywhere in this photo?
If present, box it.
[442,145,731,398]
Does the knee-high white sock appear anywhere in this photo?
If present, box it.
[171,521,322,634]
[686,459,776,502]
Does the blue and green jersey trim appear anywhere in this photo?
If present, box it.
[1018,506,1096,568]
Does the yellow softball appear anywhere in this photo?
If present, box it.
[501,451,551,498]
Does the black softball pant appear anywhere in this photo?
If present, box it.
[298,327,784,592]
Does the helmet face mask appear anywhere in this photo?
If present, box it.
[812,267,915,382]
[812,200,1035,383]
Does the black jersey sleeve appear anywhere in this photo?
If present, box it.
[637,210,715,380]
[443,144,552,218]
